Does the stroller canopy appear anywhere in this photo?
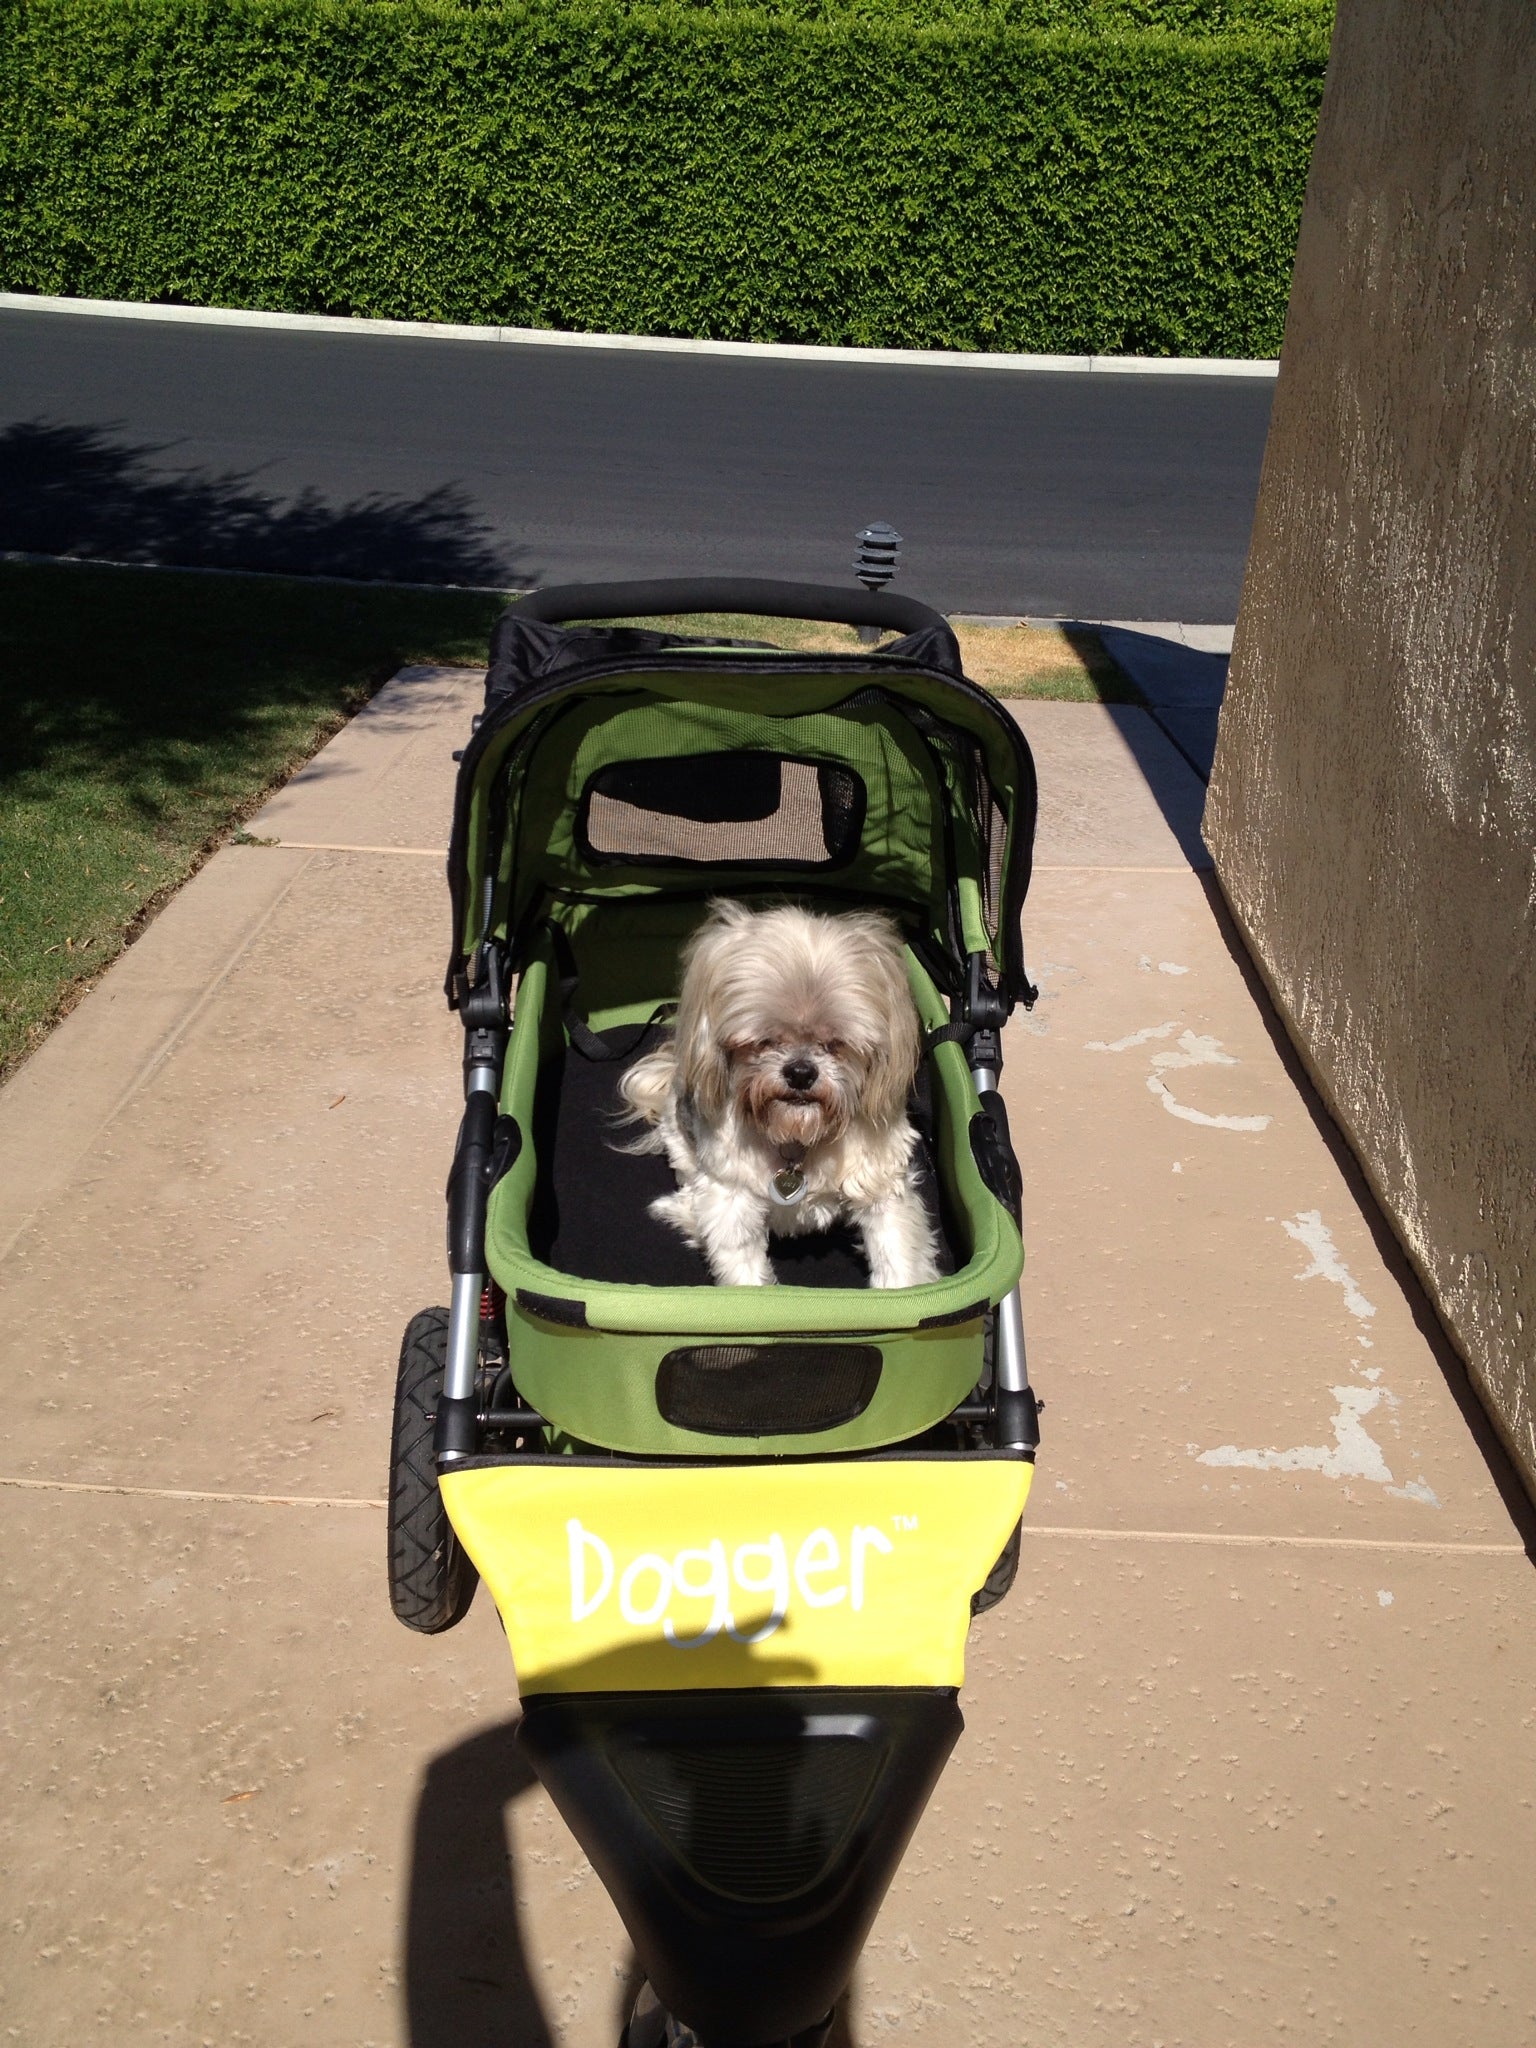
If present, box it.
[447,579,1038,1012]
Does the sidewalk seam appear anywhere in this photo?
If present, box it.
[0,1475,383,1510]
[265,840,448,858]
[1,1476,1520,1551]
[1023,1525,1526,1557]
[0,848,316,1268]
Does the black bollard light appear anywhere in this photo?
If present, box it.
[853,522,902,594]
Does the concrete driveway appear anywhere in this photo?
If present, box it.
[1,668,1532,2047]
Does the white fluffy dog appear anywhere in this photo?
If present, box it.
[619,901,941,1289]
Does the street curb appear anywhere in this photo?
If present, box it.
[0,291,1281,379]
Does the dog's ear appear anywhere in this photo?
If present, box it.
[702,897,753,933]
[852,916,922,1128]
[675,906,743,1122]
[616,1043,677,1125]
[863,997,920,1128]
[676,1008,733,1122]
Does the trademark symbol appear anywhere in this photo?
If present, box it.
[892,1514,919,1532]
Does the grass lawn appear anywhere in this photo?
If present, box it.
[0,560,506,1079]
[0,565,1136,1080]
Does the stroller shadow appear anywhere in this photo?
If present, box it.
[0,416,527,586]
[405,1711,873,2048]
[405,1719,555,2048]
[405,1628,832,2048]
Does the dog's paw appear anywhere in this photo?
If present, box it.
[707,1252,778,1288]
[649,1190,700,1246]
[867,1255,942,1289]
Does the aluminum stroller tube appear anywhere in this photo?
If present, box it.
[444,1271,483,1403]
[971,1063,1037,1451]
[437,1073,502,1465]
[992,1285,1038,1453]
[994,1285,1029,1394]
[435,1270,485,1468]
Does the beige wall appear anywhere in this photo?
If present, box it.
[1205,0,1536,1493]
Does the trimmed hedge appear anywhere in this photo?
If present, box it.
[0,0,1329,355]
[585,0,1331,23]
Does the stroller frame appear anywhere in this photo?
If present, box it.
[389,578,1042,2048]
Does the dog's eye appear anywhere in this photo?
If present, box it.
[821,1039,846,1057]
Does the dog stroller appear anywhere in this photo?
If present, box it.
[388,577,1042,2048]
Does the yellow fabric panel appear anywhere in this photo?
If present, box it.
[441,1459,1031,1695]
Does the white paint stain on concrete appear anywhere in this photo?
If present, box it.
[1198,1384,1396,1483]
[1377,1589,1395,1607]
[1190,1215,1440,1506]
[1388,1477,1441,1506]
[1197,1387,1442,1506]
[1086,1021,1272,1131]
[1158,961,1190,975]
[1147,1030,1273,1131]
[1087,1021,1182,1052]
[1282,1210,1378,1322]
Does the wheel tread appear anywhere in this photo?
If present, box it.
[388,1307,477,1632]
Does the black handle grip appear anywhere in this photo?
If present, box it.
[509,576,953,641]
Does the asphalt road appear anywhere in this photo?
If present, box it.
[0,307,1274,618]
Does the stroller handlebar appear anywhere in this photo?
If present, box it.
[509,576,955,643]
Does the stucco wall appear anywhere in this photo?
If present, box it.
[1205,0,1535,1492]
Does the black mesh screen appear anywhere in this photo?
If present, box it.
[611,1730,885,1902]
[580,754,865,867]
[655,1343,882,1435]
[982,793,1007,973]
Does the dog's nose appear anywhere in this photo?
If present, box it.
[782,1058,818,1091]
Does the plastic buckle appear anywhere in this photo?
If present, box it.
[960,952,1009,1071]
[461,945,509,1031]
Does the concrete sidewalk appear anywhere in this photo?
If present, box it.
[1,672,1532,2048]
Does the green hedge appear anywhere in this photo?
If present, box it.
[0,0,1329,355]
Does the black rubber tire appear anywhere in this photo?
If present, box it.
[971,1516,1022,1616]
[388,1307,478,1633]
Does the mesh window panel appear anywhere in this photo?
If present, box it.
[983,794,1008,974]
[655,1343,882,1436]
[581,755,864,867]
[611,1733,884,1903]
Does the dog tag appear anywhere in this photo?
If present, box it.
[769,1165,807,1207]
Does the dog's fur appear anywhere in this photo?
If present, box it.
[618,902,941,1289]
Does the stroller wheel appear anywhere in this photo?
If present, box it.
[623,1984,698,2048]
[387,1307,478,1633]
[622,1984,835,2048]
[970,1515,1022,1615]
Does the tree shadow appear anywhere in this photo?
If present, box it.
[0,424,524,829]
[0,416,523,586]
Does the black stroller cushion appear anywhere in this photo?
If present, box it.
[527,1027,955,1290]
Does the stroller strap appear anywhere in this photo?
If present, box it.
[546,922,677,1063]
[567,1004,677,1063]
